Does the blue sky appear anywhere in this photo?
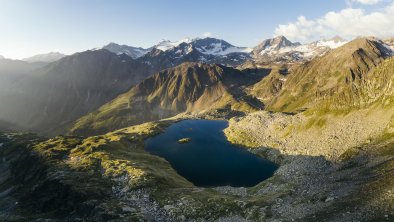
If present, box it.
[1,0,392,59]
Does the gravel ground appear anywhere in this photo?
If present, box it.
[225,108,394,160]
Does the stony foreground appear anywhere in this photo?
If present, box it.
[0,111,394,221]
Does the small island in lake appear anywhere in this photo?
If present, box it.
[177,137,192,144]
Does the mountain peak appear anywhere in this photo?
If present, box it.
[272,35,296,46]
[23,52,65,63]
[102,42,149,59]
[273,35,288,41]
[325,36,346,43]
[255,36,298,52]
[154,38,194,51]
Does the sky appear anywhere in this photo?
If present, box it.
[0,0,393,59]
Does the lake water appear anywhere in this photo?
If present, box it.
[144,119,278,187]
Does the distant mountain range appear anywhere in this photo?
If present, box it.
[103,37,252,70]
[4,35,384,68]
[70,37,394,135]
[101,36,351,67]
[7,35,394,68]
[0,35,393,135]
[251,36,348,65]
[22,52,66,63]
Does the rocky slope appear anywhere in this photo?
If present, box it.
[259,38,393,112]
[71,62,264,136]
[1,114,394,221]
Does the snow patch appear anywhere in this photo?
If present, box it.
[155,38,194,51]
[382,43,394,56]
[317,39,347,49]
[197,42,251,55]
[258,38,347,60]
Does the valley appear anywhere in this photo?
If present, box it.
[1,35,394,221]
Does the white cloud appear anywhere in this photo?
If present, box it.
[351,0,381,5]
[275,2,394,42]
[202,32,213,38]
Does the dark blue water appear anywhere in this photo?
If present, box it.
[144,120,278,187]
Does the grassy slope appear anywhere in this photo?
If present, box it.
[0,121,253,221]
[225,57,394,160]
[264,38,388,112]
[70,63,262,136]
[3,115,394,221]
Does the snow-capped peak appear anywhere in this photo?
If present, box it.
[153,37,251,56]
[102,43,149,59]
[316,36,348,49]
[193,38,252,55]
[154,37,194,51]
[252,36,350,64]
[253,36,301,56]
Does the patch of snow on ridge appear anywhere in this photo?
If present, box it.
[197,42,252,55]
[382,43,394,56]
[155,38,194,51]
[317,39,347,49]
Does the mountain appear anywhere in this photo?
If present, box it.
[0,55,4,59]
[153,38,194,51]
[258,37,392,112]
[71,62,264,135]
[384,38,394,52]
[0,58,48,94]
[191,38,251,55]
[102,42,149,59]
[138,37,251,72]
[0,58,47,76]
[3,37,394,222]
[0,49,152,135]
[253,35,300,54]
[251,36,347,65]
[23,52,65,63]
